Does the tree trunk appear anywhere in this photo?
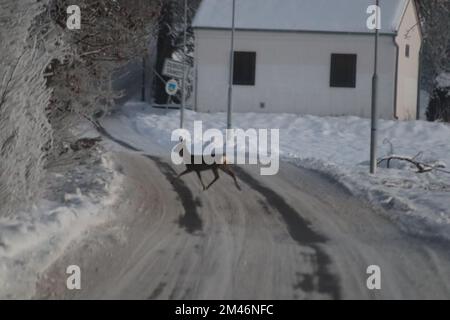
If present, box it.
[153,2,176,104]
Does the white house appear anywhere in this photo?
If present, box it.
[192,0,422,120]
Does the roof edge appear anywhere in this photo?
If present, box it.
[193,26,398,37]
[392,0,410,31]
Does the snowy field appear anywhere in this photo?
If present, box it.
[109,102,450,242]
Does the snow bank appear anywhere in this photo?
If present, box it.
[0,153,123,299]
[110,102,450,241]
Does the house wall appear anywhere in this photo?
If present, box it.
[395,0,422,120]
[194,29,398,119]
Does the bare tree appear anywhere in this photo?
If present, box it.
[153,0,201,104]
[0,0,160,216]
[41,0,160,157]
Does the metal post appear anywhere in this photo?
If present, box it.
[180,0,188,128]
[227,0,236,137]
[370,0,380,174]
[141,56,146,102]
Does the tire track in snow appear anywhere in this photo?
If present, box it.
[234,167,340,299]
[96,122,203,234]
[145,155,203,234]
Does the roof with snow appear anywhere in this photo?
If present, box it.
[193,0,409,35]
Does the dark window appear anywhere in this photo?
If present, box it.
[233,51,256,86]
[330,54,357,88]
[405,44,410,58]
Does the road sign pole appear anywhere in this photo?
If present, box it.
[370,0,380,175]
[227,0,236,140]
[180,0,188,129]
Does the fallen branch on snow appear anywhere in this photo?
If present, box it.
[378,154,449,174]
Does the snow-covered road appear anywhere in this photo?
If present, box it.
[34,118,450,299]
[106,103,450,241]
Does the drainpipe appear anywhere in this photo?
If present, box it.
[416,45,423,120]
[393,39,399,120]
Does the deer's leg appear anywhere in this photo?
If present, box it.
[220,166,242,191]
[196,171,207,190]
[206,167,220,190]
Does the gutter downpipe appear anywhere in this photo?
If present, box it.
[393,38,399,120]
[416,45,423,120]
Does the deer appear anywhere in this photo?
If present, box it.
[175,140,242,191]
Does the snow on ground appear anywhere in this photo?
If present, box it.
[104,101,450,242]
[0,132,123,299]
